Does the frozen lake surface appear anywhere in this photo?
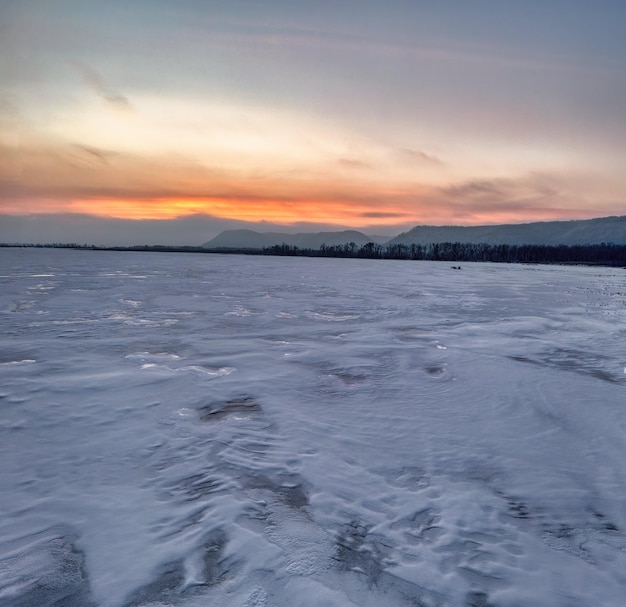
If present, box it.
[1,248,625,607]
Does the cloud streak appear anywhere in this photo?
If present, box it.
[397,148,444,166]
[71,62,132,111]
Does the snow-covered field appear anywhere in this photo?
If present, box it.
[1,248,625,607]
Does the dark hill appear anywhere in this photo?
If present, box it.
[387,216,626,246]
[202,229,376,249]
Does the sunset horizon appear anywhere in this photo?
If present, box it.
[2,1,625,242]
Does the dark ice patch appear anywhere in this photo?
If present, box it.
[466,590,496,607]
[391,507,443,543]
[492,489,535,522]
[0,350,35,363]
[589,507,619,532]
[198,529,232,587]
[197,396,262,422]
[161,472,222,502]
[425,366,446,376]
[123,529,233,606]
[245,473,309,510]
[506,498,531,520]
[333,520,394,585]
[509,348,624,384]
[330,371,369,386]
[123,559,186,606]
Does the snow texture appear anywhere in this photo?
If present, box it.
[1,249,625,607]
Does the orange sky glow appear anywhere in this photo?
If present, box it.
[20,194,593,228]
[1,1,624,245]
[65,197,418,225]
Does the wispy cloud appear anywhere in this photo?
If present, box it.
[337,158,373,171]
[442,175,560,207]
[71,62,132,111]
[360,211,411,219]
[70,144,116,167]
[397,148,444,166]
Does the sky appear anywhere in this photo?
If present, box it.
[1,0,625,245]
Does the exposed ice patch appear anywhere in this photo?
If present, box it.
[126,352,182,361]
[123,318,178,327]
[178,365,235,377]
[9,301,36,312]
[225,306,256,317]
[304,311,360,322]
[0,359,36,366]
[140,363,170,371]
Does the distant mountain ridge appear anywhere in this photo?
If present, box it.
[202,216,626,250]
[388,216,626,246]
[202,229,376,249]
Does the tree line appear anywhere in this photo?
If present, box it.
[2,241,625,266]
[262,241,626,265]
